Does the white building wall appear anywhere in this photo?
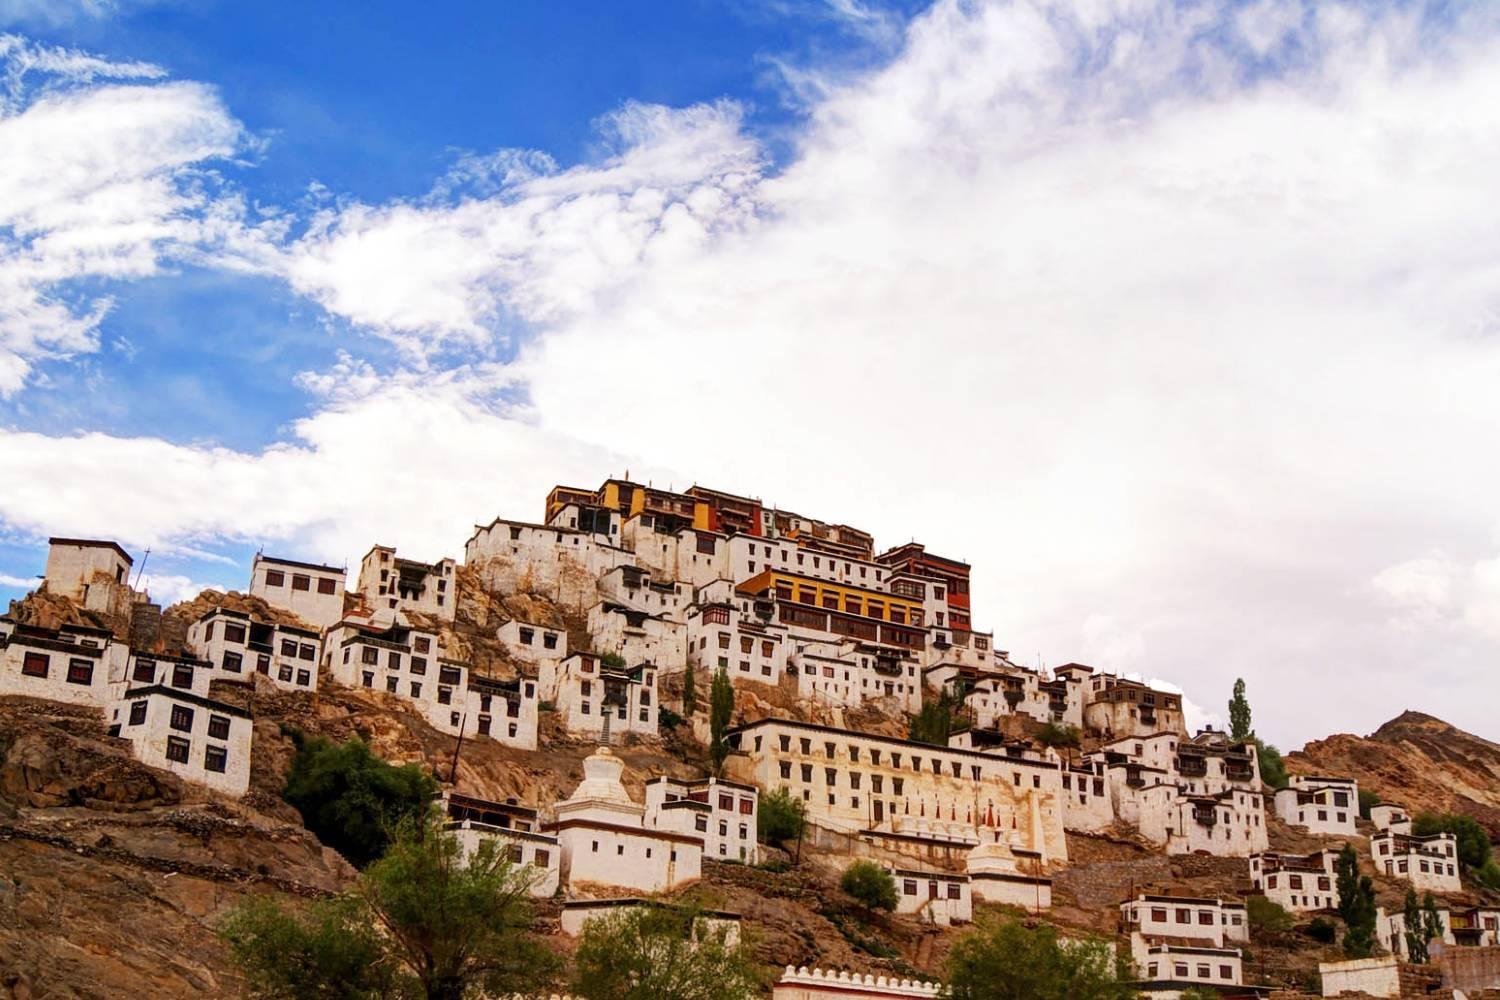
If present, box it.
[1121,896,1248,947]
[0,632,125,708]
[1275,776,1359,837]
[1370,803,1412,835]
[249,555,346,628]
[43,539,132,604]
[1371,832,1462,892]
[644,777,759,864]
[686,604,790,686]
[465,518,633,609]
[538,655,658,740]
[587,602,686,674]
[1134,941,1243,989]
[1318,957,1401,998]
[448,821,560,896]
[889,869,972,926]
[1249,851,1340,912]
[186,610,319,692]
[357,546,457,621]
[112,688,252,797]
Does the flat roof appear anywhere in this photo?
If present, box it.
[254,553,344,575]
[729,717,1061,771]
[122,684,252,719]
[48,537,132,564]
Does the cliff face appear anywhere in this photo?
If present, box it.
[1289,711,1500,833]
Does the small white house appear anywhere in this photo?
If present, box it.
[1120,894,1249,948]
[249,554,346,628]
[1370,803,1412,835]
[644,776,759,863]
[539,652,658,741]
[1249,849,1340,912]
[125,649,216,696]
[43,537,136,613]
[111,685,252,797]
[889,867,972,926]
[440,790,559,897]
[0,619,126,708]
[560,898,741,942]
[356,545,457,622]
[497,618,567,663]
[1275,775,1358,837]
[1371,831,1462,892]
[544,745,702,894]
[186,607,319,692]
[1133,941,1244,992]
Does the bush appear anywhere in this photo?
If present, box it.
[1247,895,1293,936]
[757,787,806,846]
[658,707,683,730]
[1255,740,1289,790]
[1036,722,1081,749]
[840,860,898,911]
[1358,789,1381,820]
[599,651,627,669]
[944,916,1136,1000]
[282,734,436,867]
[538,700,556,713]
[909,690,963,746]
[1413,812,1493,872]
[1306,917,1337,943]
[571,903,759,1000]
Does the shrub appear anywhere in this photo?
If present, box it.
[840,860,898,911]
[909,690,963,746]
[1306,917,1337,943]
[1246,895,1293,936]
[1036,722,1081,749]
[599,651,627,669]
[658,707,683,730]
[944,916,1136,1000]
[1358,789,1380,820]
[709,667,734,775]
[282,734,436,867]
[571,903,758,1000]
[1255,740,1289,790]
[757,787,806,846]
[538,700,556,713]
[1413,812,1493,872]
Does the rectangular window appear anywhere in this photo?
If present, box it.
[165,736,191,763]
[66,658,94,685]
[282,639,299,658]
[299,644,315,661]
[207,714,230,739]
[128,700,147,726]
[172,664,194,689]
[296,670,311,687]
[169,704,194,732]
[223,623,246,644]
[223,651,242,673]
[317,577,337,595]
[21,651,48,677]
[291,574,311,591]
[386,676,398,693]
[204,745,228,773]
[133,658,156,683]
[388,650,403,670]
[415,637,431,653]
[264,569,285,587]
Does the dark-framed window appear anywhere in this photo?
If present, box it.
[291,574,311,591]
[21,651,48,677]
[317,577,338,595]
[169,704,194,732]
[133,658,156,683]
[128,700,147,726]
[165,736,191,763]
[171,664,194,689]
[222,651,242,673]
[66,658,94,685]
[207,715,230,740]
[264,569,285,587]
[204,745,228,773]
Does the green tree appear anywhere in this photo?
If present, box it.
[1421,892,1445,957]
[682,662,697,716]
[1255,740,1289,791]
[1402,888,1429,963]
[1036,722,1081,750]
[571,903,759,1000]
[600,651,627,669]
[910,689,961,746]
[708,667,735,775]
[282,734,437,867]
[1335,844,1377,958]
[757,787,806,847]
[1246,895,1293,937]
[222,817,556,1000]
[1228,678,1252,743]
[840,860,898,911]
[1358,789,1381,820]
[221,895,401,1000]
[1413,812,1492,870]
[943,917,1136,1000]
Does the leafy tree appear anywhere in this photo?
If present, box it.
[708,667,735,775]
[943,916,1137,1000]
[221,894,402,1000]
[1413,812,1492,871]
[910,689,962,746]
[1036,722,1081,750]
[1359,789,1381,820]
[1227,678,1252,743]
[1246,895,1293,936]
[571,903,759,1000]
[282,734,437,867]
[757,787,806,846]
[1177,990,1217,1000]
[840,860,898,911]
[222,817,556,1000]
[1255,740,1289,791]
[682,662,697,716]
[1421,892,1445,956]
[1402,888,1429,963]
[1335,844,1377,958]
[600,651,627,669]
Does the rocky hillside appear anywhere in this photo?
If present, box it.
[1290,710,1500,833]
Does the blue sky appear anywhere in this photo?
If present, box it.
[2,0,1500,744]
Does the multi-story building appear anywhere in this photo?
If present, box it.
[186,607,319,692]
[42,537,142,615]
[1274,775,1358,837]
[1249,849,1341,912]
[1371,831,1462,892]
[1134,943,1245,995]
[876,543,974,634]
[356,545,457,621]
[1121,894,1249,948]
[587,601,685,674]
[538,652,657,741]
[111,684,252,797]
[465,516,634,609]
[440,791,559,896]
[0,619,126,707]
[496,618,567,665]
[726,718,1069,863]
[686,599,790,685]
[644,776,759,863]
[544,745,702,893]
[249,554,346,628]
[887,866,972,926]
[1079,671,1185,738]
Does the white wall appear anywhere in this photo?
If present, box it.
[113,689,252,797]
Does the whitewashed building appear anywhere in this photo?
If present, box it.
[42,537,140,615]
[889,867,971,926]
[1371,831,1462,892]
[1079,670,1186,739]
[0,619,125,708]
[686,599,790,686]
[186,607,319,692]
[111,685,252,797]
[357,545,457,622]
[544,745,702,893]
[560,898,741,941]
[440,791,559,897]
[1370,803,1412,835]
[1134,942,1245,994]
[587,600,686,675]
[1121,894,1249,948]
[965,834,1052,911]
[1136,784,1268,857]
[772,967,940,1000]
[538,652,657,741]
[125,648,215,696]
[644,776,759,863]
[465,517,634,610]
[249,554,346,628]
[1250,849,1341,912]
[1274,775,1358,837]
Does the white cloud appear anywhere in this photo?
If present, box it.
[0,571,39,588]
[136,573,223,607]
[6,1,1500,747]
[0,37,253,394]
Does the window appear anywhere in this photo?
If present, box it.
[1219,965,1232,980]
[411,657,427,675]
[317,577,337,595]
[299,644,315,661]
[264,569,285,587]
[204,745,228,773]
[223,651,242,673]
[296,670,311,687]
[128,700,147,726]
[133,658,156,683]
[172,664,194,689]
[947,883,961,900]
[388,650,403,670]
[386,676,398,693]
[223,623,246,644]
[208,715,230,739]
[170,704,194,731]
[21,652,48,677]
[66,658,94,685]
[166,736,191,763]
[292,574,311,591]
[414,636,431,653]
[904,880,918,896]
